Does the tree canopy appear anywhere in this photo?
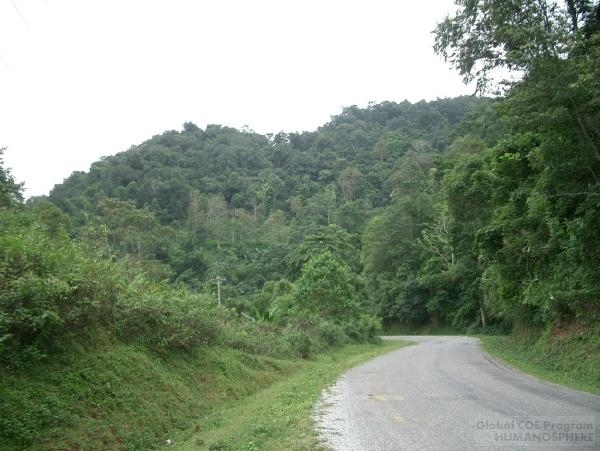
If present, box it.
[10,24,599,336]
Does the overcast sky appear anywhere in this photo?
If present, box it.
[1,0,472,198]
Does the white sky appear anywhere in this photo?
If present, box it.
[1,0,472,198]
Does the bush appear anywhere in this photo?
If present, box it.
[0,211,94,364]
[220,320,278,356]
[0,209,225,362]
[286,330,314,359]
[0,210,381,367]
[114,281,223,353]
[290,252,360,320]
[315,320,348,347]
[466,320,512,336]
[217,314,355,360]
[344,314,383,342]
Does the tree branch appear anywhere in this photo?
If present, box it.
[547,191,600,197]
[570,97,600,164]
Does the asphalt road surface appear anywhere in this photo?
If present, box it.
[315,336,600,451]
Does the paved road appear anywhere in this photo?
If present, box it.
[315,336,600,451]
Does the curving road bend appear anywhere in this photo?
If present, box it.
[315,336,600,451]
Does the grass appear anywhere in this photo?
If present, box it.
[0,335,409,450]
[173,340,411,451]
[479,322,600,395]
[1,339,300,450]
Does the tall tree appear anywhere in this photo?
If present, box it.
[435,0,600,326]
[289,251,360,321]
[434,0,579,92]
[0,147,23,208]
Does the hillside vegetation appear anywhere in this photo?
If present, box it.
[1,0,600,448]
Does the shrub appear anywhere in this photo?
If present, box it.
[344,314,383,342]
[290,252,360,320]
[315,320,348,347]
[114,281,222,353]
[286,330,313,359]
[0,211,93,364]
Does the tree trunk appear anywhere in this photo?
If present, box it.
[566,0,579,32]
[480,300,487,327]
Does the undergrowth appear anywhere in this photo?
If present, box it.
[0,337,405,450]
[480,321,600,395]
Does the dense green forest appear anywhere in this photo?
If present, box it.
[1,0,599,448]
[46,95,489,325]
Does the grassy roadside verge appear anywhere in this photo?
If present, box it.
[478,327,600,396]
[173,340,411,451]
[0,341,299,450]
[0,339,409,450]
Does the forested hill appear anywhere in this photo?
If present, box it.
[43,56,600,334]
[46,96,496,320]
[49,97,483,227]
[3,2,600,447]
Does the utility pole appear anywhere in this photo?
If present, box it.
[215,276,226,306]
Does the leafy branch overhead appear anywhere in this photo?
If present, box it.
[434,0,600,92]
